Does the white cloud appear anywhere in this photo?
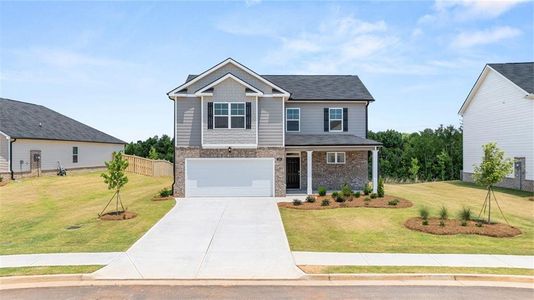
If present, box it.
[419,0,526,24]
[451,26,522,48]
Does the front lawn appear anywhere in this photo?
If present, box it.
[0,265,103,277]
[299,265,534,276]
[0,172,174,255]
[280,181,534,255]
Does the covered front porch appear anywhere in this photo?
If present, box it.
[284,134,381,195]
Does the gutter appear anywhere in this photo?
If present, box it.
[9,138,16,180]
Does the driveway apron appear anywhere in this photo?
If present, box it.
[92,198,303,279]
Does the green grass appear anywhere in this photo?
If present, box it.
[280,181,534,255]
[300,265,534,276]
[0,265,103,277]
[0,172,174,255]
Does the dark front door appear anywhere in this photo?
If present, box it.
[286,157,300,189]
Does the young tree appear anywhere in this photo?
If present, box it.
[437,150,452,181]
[148,146,159,160]
[472,143,513,224]
[409,157,420,182]
[99,152,129,216]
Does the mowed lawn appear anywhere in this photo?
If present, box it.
[280,181,534,255]
[0,172,174,255]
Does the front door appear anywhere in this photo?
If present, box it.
[30,150,41,177]
[286,157,300,189]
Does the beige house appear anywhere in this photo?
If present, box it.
[0,98,125,179]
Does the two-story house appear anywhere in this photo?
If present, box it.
[168,58,381,197]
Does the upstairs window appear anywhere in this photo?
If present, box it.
[230,103,245,129]
[286,108,300,132]
[214,103,229,128]
[329,108,343,132]
[72,146,78,163]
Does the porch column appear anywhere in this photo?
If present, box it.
[307,150,313,195]
[372,148,379,194]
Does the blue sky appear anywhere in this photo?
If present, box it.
[1,0,532,142]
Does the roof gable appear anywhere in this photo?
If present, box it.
[488,62,534,94]
[194,73,264,96]
[0,98,125,144]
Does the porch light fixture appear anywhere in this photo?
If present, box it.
[228,147,232,153]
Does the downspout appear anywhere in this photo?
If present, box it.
[9,138,16,180]
[171,95,176,194]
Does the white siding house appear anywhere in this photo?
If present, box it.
[0,98,125,179]
[459,63,534,192]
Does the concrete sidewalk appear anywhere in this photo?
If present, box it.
[0,252,122,268]
[293,252,534,269]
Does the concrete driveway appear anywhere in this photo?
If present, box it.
[92,198,303,279]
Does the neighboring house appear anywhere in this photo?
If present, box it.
[459,62,534,192]
[0,98,125,179]
[168,58,381,197]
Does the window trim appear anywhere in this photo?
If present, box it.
[286,107,300,132]
[212,102,246,129]
[328,107,343,132]
[326,152,346,164]
[72,146,79,164]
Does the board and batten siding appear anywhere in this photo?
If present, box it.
[285,102,367,137]
[11,139,124,173]
[175,97,201,147]
[462,68,534,180]
[258,97,284,146]
[202,77,257,145]
[0,132,9,173]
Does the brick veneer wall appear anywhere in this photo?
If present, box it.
[174,147,286,197]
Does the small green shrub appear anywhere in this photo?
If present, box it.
[439,206,448,220]
[354,191,361,198]
[159,187,173,197]
[321,199,330,206]
[335,195,346,203]
[318,186,327,196]
[458,207,471,222]
[331,191,339,199]
[387,199,399,206]
[377,177,385,198]
[419,206,429,220]
[475,221,483,227]
[363,182,372,195]
[422,220,429,226]
[461,220,467,226]
[341,183,353,197]
[292,199,302,206]
[370,193,377,199]
[305,195,316,203]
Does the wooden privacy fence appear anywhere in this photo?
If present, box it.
[123,154,173,177]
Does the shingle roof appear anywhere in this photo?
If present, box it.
[0,98,126,144]
[285,134,381,146]
[488,62,534,94]
[186,74,374,101]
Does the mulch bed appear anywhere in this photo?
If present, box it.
[278,194,412,210]
[99,211,137,221]
[0,181,8,187]
[404,217,521,238]
[152,196,174,201]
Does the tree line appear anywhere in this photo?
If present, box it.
[124,135,174,162]
[369,125,462,182]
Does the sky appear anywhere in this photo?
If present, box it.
[1,0,532,142]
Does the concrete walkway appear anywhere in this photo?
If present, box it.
[91,198,303,279]
[0,252,122,268]
[293,252,534,269]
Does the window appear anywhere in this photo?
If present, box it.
[230,103,245,129]
[327,152,345,164]
[213,102,245,129]
[286,108,300,132]
[72,147,78,163]
[329,108,343,132]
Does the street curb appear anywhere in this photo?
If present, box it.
[303,273,534,283]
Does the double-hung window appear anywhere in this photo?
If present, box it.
[214,102,245,129]
[72,146,79,163]
[326,152,345,164]
[286,108,300,132]
[329,108,343,132]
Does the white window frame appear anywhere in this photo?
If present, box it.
[286,108,300,132]
[72,146,79,163]
[326,152,346,164]
[328,107,343,132]
[213,102,246,129]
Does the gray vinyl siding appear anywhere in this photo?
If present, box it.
[258,97,284,146]
[286,102,367,137]
[175,97,201,146]
[202,78,257,145]
[187,63,272,94]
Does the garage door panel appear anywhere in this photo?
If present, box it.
[186,159,274,197]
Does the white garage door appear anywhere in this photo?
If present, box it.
[185,158,274,197]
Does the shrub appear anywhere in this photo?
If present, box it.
[321,199,330,206]
[335,194,346,203]
[439,206,448,220]
[422,219,429,226]
[354,191,361,198]
[363,182,372,195]
[331,191,339,199]
[388,199,399,206]
[370,193,377,199]
[305,195,316,203]
[341,183,353,198]
[458,207,471,222]
[377,178,385,198]
[292,199,302,206]
[364,196,371,201]
[159,187,173,197]
[0,174,3,182]
[318,186,327,196]
[419,206,429,220]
